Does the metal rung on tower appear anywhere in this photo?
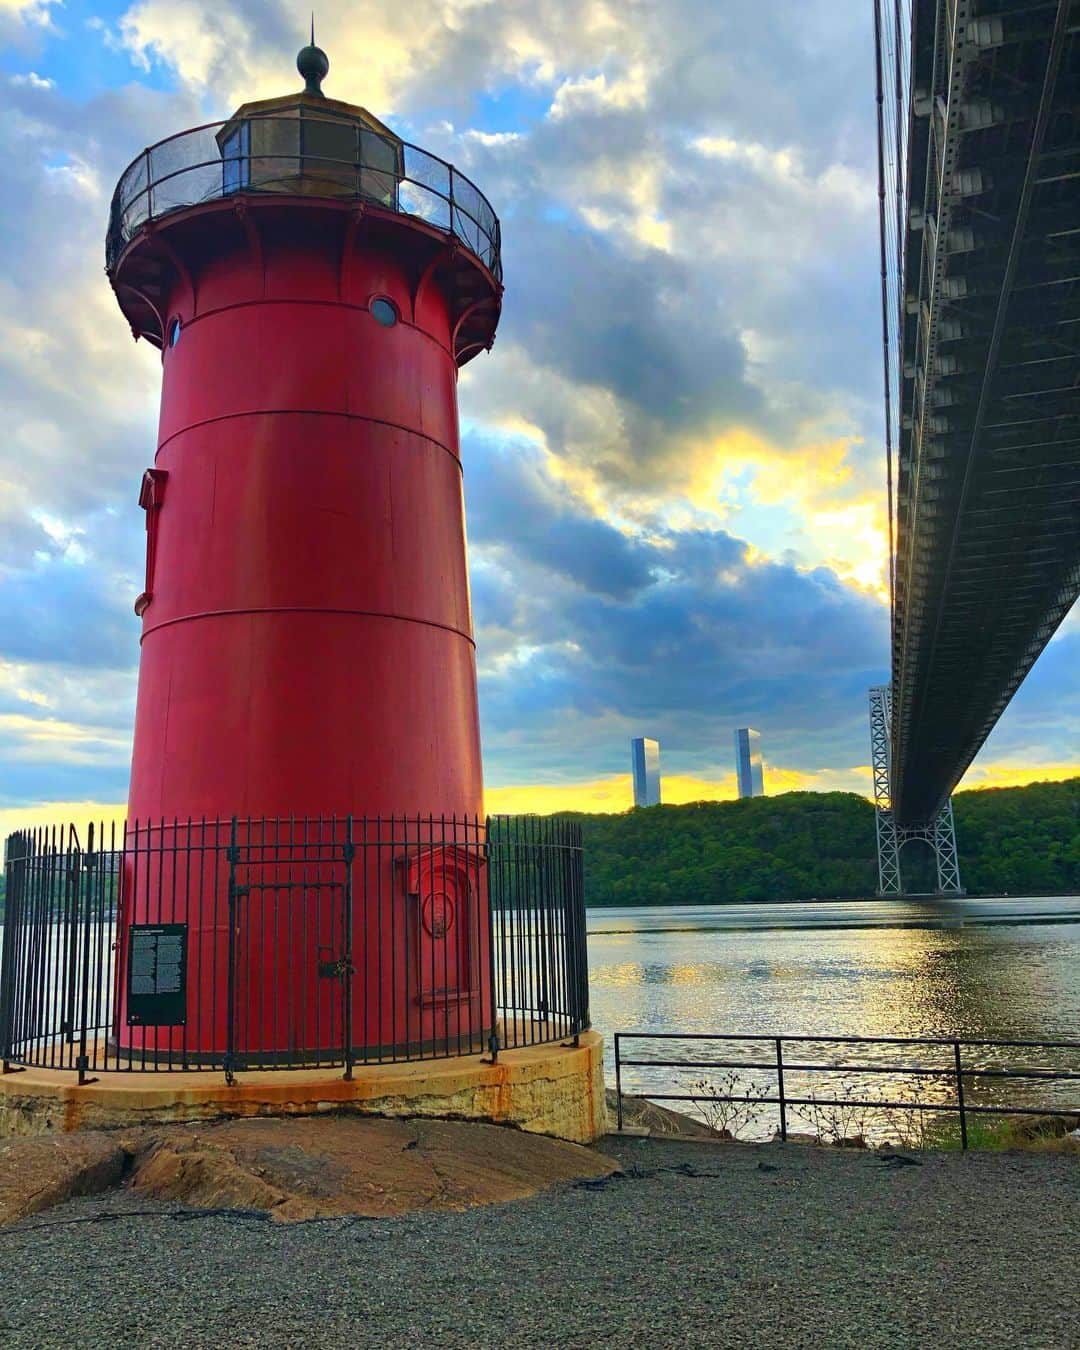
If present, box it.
[868,686,964,896]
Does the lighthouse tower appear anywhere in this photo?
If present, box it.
[105,42,502,1065]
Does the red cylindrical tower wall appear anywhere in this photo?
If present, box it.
[129,220,481,824]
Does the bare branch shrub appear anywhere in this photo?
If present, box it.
[801,1077,876,1147]
[689,1072,771,1140]
[886,1102,931,1149]
[799,1078,933,1148]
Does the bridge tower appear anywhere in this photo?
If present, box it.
[868,687,963,897]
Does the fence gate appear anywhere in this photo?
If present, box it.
[225,818,355,1080]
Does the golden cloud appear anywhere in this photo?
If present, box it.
[0,799,127,842]
[957,762,1080,793]
[118,0,634,120]
[485,764,874,815]
[0,0,57,21]
[0,713,128,756]
[465,369,891,601]
[680,427,892,600]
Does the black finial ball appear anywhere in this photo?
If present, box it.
[297,43,329,96]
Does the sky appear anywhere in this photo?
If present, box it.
[0,0,1077,835]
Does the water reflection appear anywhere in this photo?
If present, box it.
[590,900,1080,1135]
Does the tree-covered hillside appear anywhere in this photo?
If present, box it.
[560,778,1079,906]
[1,779,1076,918]
[952,779,1080,896]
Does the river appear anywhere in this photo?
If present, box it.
[3,895,1078,1135]
[587,895,1080,1137]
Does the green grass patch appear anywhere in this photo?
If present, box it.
[923,1113,1080,1153]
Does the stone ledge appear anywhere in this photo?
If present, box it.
[0,1031,608,1144]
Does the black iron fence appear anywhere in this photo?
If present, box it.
[1,815,587,1082]
[106,116,501,279]
[614,1032,1080,1148]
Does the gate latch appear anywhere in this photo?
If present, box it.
[317,947,355,980]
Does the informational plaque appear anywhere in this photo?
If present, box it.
[126,923,187,1027]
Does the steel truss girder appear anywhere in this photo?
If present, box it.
[887,0,1080,824]
[868,686,964,897]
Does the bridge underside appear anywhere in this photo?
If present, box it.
[891,0,1080,826]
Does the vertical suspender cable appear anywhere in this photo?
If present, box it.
[874,0,898,627]
[892,0,907,343]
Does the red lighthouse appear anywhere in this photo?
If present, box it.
[106,42,502,1066]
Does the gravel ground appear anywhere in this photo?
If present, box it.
[0,1136,1076,1349]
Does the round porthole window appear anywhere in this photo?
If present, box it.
[168,317,182,348]
[370,298,398,328]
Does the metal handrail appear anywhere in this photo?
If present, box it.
[106,115,501,280]
[614,1030,1080,1148]
[614,1030,1080,1049]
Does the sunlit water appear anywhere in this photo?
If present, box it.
[587,896,1080,1139]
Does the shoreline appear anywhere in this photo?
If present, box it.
[587,895,1080,936]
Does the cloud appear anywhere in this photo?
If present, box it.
[8,70,54,88]
[0,711,129,763]
[0,0,58,26]
[466,436,656,599]
[548,64,650,121]
[116,0,630,117]
[0,551,138,669]
[463,438,890,789]
[0,656,137,813]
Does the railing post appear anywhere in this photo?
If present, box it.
[224,817,240,1086]
[775,1037,788,1141]
[483,815,500,1064]
[615,1032,624,1131]
[76,824,97,1085]
[63,833,82,1045]
[1,832,28,1074]
[536,820,550,1022]
[570,824,586,1047]
[342,816,355,1083]
[954,1040,968,1149]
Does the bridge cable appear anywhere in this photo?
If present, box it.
[873,0,897,629]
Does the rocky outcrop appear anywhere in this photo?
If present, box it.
[607,1090,721,1139]
[0,1133,130,1225]
[129,1117,618,1221]
[0,1115,619,1226]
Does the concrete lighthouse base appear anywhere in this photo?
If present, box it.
[0,1031,607,1145]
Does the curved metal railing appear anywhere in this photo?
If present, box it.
[106,116,502,281]
[1,814,587,1078]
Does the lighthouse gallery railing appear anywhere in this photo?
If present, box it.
[1,815,588,1081]
[106,116,502,281]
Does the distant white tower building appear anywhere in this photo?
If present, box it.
[631,737,661,807]
[734,728,765,798]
